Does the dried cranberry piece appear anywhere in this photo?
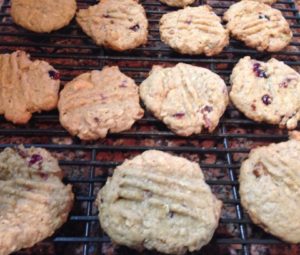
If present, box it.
[261,94,272,105]
[48,70,60,80]
[253,63,267,78]
[103,14,111,18]
[129,24,140,32]
[119,80,127,88]
[172,112,185,119]
[39,173,49,180]
[202,105,213,113]
[29,154,43,166]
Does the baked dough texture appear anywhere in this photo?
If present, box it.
[76,0,148,51]
[11,0,77,33]
[58,66,144,140]
[97,150,222,255]
[140,63,229,136]
[0,146,74,255]
[239,132,300,243]
[224,1,292,52]
[159,0,196,7]
[230,56,300,129]
[242,0,277,4]
[0,51,60,124]
[160,6,229,56]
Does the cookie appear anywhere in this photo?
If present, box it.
[58,66,144,140]
[159,0,196,7]
[0,146,74,255]
[76,0,148,51]
[230,56,300,129]
[140,63,229,136]
[160,6,229,56]
[224,1,292,52]
[239,132,300,243]
[11,0,77,33]
[97,150,222,255]
[0,51,60,124]
[242,0,277,4]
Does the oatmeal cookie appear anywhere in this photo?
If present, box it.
[224,1,292,52]
[97,150,222,255]
[160,6,229,56]
[11,0,77,33]
[0,146,74,255]
[230,56,300,129]
[76,0,148,51]
[58,66,144,140]
[239,132,300,243]
[0,51,60,124]
[159,0,196,7]
[140,63,229,136]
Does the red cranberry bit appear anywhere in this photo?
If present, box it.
[129,24,140,32]
[16,148,28,158]
[251,104,256,111]
[39,173,49,180]
[29,154,43,166]
[119,80,127,88]
[262,94,272,105]
[201,105,213,113]
[103,14,111,18]
[48,70,60,80]
[253,63,267,78]
[172,112,185,119]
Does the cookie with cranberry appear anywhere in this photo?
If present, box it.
[11,0,77,33]
[159,0,196,7]
[224,1,292,52]
[76,0,148,51]
[58,66,144,140]
[239,132,300,243]
[160,6,229,56]
[97,150,222,254]
[140,63,229,136]
[230,56,300,129]
[0,51,60,124]
[0,146,74,255]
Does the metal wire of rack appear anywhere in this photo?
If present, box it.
[0,0,299,255]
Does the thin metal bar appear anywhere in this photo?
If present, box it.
[222,125,250,255]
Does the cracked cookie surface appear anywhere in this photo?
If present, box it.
[224,1,292,52]
[140,63,229,136]
[0,146,74,255]
[239,132,300,243]
[97,150,222,255]
[230,56,300,129]
[0,51,60,124]
[76,0,148,51]
[160,6,229,56]
[11,0,77,33]
[58,66,144,140]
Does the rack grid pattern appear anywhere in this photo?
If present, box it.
[0,0,300,255]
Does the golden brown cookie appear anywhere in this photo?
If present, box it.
[230,56,300,129]
[159,0,196,7]
[239,132,300,243]
[224,1,292,52]
[11,0,77,33]
[160,6,229,56]
[0,51,60,124]
[58,66,144,140]
[76,0,148,51]
[97,150,222,255]
[0,146,74,255]
[140,63,229,136]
